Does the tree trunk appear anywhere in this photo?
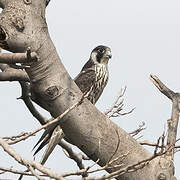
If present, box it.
[0,1,174,179]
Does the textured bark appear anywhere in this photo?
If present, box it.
[0,1,175,179]
[0,0,6,8]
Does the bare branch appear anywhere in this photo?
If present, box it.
[5,94,86,145]
[140,140,164,148]
[0,49,37,84]
[61,153,128,177]
[3,132,32,141]
[150,75,175,100]
[61,147,167,180]
[28,165,44,180]
[0,48,38,64]
[154,135,162,155]
[0,62,47,137]
[0,68,29,81]
[0,167,46,177]
[40,126,120,178]
[0,62,29,82]
[16,54,85,173]
[129,121,146,137]
[17,81,89,175]
[150,75,180,160]
[59,139,88,176]
[166,99,180,158]
[160,131,166,154]
[84,152,167,180]
[0,137,66,180]
[104,87,135,118]
[4,131,36,145]
[104,88,126,115]
[19,81,47,125]
[140,140,180,151]
[3,131,89,179]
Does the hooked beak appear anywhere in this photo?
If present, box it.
[106,50,112,59]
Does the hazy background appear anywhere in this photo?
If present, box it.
[0,0,180,179]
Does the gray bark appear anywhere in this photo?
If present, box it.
[0,0,7,8]
[0,1,175,179]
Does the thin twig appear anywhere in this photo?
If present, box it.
[5,94,86,145]
[104,87,135,118]
[19,81,47,125]
[104,88,126,115]
[140,141,164,148]
[129,121,146,137]
[3,132,30,141]
[140,141,180,149]
[28,165,44,180]
[154,136,161,155]
[0,137,66,180]
[59,139,88,177]
[0,167,46,177]
[81,151,167,180]
[61,152,128,177]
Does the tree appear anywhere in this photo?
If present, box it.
[0,1,179,179]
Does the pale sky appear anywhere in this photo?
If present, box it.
[0,0,180,179]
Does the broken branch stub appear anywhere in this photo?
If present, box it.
[150,75,180,160]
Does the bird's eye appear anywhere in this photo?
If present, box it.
[98,49,105,53]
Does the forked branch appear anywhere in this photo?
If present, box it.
[0,137,66,180]
[150,75,180,159]
[104,87,135,118]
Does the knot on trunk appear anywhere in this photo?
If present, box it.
[158,173,166,180]
[23,0,32,5]
[12,17,24,32]
[0,26,9,50]
[45,86,63,100]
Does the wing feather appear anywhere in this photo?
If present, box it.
[74,69,96,95]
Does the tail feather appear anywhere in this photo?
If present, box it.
[33,121,59,155]
[40,126,64,165]
[33,131,50,152]
[33,123,64,165]
[33,133,51,156]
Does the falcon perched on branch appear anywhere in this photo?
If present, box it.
[33,45,112,164]
[74,45,112,104]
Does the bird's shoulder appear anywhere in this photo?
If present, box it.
[74,67,96,93]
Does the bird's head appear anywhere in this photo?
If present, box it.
[90,45,112,65]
